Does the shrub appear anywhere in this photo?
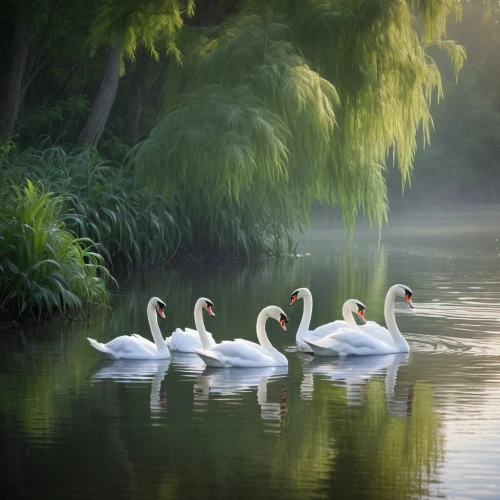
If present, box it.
[0,181,112,320]
[1,141,182,266]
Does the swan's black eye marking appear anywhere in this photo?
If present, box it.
[403,289,415,309]
[157,300,166,309]
[291,290,300,298]
[356,303,365,311]
[205,300,215,316]
[280,313,289,323]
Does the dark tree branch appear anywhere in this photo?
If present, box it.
[77,44,122,147]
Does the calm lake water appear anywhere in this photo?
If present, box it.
[2,208,500,499]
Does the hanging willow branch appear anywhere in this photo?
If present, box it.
[130,0,465,243]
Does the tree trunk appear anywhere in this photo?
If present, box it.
[77,44,122,148]
[0,15,30,143]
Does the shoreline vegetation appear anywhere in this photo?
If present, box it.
[0,0,471,320]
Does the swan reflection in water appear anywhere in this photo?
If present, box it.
[170,352,206,378]
[301,353,414,416]
[194,366,288,431]
[91,359,170,417]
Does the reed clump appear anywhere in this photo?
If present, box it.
[0,180,112,320]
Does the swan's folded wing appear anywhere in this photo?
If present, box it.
[164,328,184,346]
[212,340,275,367]
[330,330,382,348]
[107,335,157,357]
[132,333,156,345]
[315,329,390,356]
[360,321,386,332]
[169,328,214,341]
[312,320,349,338]
[359,322,394,344]
[233,339,270,356]
[166,327,216,352]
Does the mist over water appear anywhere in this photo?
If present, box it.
[2,207,500,499]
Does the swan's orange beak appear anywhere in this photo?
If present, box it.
[290,294,297,306]
[357,309,367,324]
[157,307,166,319]
[279,318,287,331]
[206,305,215,317]
[405,294,415,309]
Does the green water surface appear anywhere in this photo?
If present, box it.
[2,210,500,499]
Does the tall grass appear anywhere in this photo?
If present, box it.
[0,181,112,320]
[1,141,183,266]
[2,140,292,262]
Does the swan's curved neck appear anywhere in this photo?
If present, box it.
[147,306,168,353]
[194,299,211,350]
[342,302,360,331]
[256,308,284,362]
[297,290,313,337]
[384,289,409,351]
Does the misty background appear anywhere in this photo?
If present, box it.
[387,3,500,210]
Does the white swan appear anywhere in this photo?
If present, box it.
[303,284,414,356]
[165,297,216,352]
[289,287,367,350]
[193,306,289,368]
[87,297,170,360]
[355,285,415,344]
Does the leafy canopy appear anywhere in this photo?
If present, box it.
[132,0,465,235]
[87,0,195,72]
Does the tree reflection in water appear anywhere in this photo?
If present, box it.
[292,352,444,498]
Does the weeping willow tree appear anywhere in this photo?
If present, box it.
[295,0,465,227]
[130,0,465,254]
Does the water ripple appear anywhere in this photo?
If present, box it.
[400,300,499,324]
[406,334,487,355]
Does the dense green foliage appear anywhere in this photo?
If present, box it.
[0,0,466,228]
[1,142,181,265]
[133,1,465,233]
[0,0,477,317]
[86,0,193,69]
[0,180,112,320]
